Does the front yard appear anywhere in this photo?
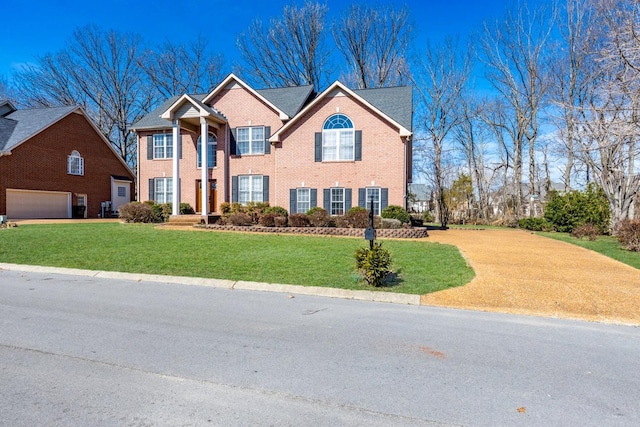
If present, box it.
[0,223,474,294]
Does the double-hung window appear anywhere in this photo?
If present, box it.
[154,178,173,204]
[67,150,84,175]
[238,175,263,204]
[153,133,173,159]
[323,114,354,161]
[237,126,265,155]
[330,188,346,216]
[296,188,311,214]
[366,187,382,215]
[197,133,217,168]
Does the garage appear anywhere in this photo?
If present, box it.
[6,189,71,219]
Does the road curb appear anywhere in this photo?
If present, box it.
[0,263,421,305]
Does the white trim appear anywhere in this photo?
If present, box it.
[269,81,412,142]
[202,73,290,120]
[5,107,135,179]
[160,94,225,123]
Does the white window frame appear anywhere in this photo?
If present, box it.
[153,133,173,159]
[238,175,263,205]
[330,187,346,216]
[296,188,311,214]
[154,178,173,204]
[322,114,354,161]
[237,126,265,155]
[67,150,84,175]
[197,133,217,169]
[365,187,382,216]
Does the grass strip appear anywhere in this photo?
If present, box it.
[538,231,640,270]
[0,223,474,294]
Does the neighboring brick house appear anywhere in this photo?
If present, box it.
[0,101,135,219]
[132,74,412,218]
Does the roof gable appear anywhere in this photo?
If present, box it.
[202,73,290,120]
[159,94,226,123]
[0,105,135,178]
[270,81,413,142]
[0,105,78,153]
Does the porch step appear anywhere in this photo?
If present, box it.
[167,214,221,226]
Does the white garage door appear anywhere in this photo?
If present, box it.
[6,189,71,219]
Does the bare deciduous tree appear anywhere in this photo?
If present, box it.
[12,25,153,168]
[140,36,225,98]
[236,1,330,91]
[480,2,555,218]
[453,94,496,221]
[0,75,18,104]
[333,3,412,89]
[413,37,472,228]
[572,0,640,227]
[549,0,597,192]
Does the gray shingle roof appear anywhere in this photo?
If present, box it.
[257,85,314,118]
[131,94,208,130]
[0,105,78,152]
[354,86,413,131]
[131,84,412,134]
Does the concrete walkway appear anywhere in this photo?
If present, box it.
[423,228,640,325]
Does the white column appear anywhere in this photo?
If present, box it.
[172,119,180,216]
[200,118,209,215]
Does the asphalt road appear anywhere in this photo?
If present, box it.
[1,268,638,426]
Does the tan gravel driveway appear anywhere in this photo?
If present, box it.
[421,228,640,325]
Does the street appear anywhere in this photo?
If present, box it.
[1,268,638,426]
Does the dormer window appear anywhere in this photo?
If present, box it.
[67,150,84,175]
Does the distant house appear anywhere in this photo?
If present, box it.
[132,73,413,218]
[408,183,432,213]
[0,101,135,219]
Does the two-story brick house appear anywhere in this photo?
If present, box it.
[132,74,412,219]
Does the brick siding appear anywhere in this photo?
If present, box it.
[0,111,134,217]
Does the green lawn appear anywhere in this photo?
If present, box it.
[0,223,474,294]
[538,231,640,270]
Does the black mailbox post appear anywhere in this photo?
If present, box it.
[364,195,376,249]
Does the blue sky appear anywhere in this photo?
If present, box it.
[0,0,526,81]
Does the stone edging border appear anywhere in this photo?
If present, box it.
[196,224,429,239]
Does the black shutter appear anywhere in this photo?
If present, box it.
[148,178,154,201]
[147,135,153,160]
[212,140,217,168]
[230,128,237,156]
[358,188,366,208]
[232,176,238,202]
[310,189,317,209]
[315,132,322,162]
[323,189,330,212]
[178,134,182,159]
[381,188,389,210]
[264,126,271,154]
[355,130,362,161]
[345,188,352,211]
[262,176,269,202]
[290,189,296,214]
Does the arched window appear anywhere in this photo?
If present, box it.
[197,133,217,168]
[322,114,354,161]
[67,150,84,175]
